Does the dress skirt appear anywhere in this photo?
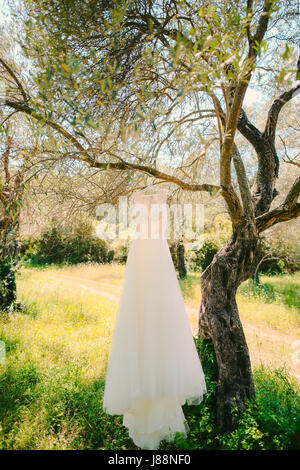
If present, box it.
[103,238,206,449]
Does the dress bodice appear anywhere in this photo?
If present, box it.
[129,194,169,240]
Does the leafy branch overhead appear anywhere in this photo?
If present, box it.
[0,0,299,235]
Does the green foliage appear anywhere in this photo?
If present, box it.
[218,368,300,450]
[239,280,277,303]
[190,234,300,275]
[254,368,300,450]
[106,250,115,264]
[178,338,218,450]
[14,300,39,319]
[239,276,300,311]
[192,240,219,272]
[164,340,300,450]
[174,350,300,450]
[169,243,178,267]
[169,243,187,278]
[21,219,108,266]
[0,257,17,311]
[1,300,299,450]
[112,244,128,264]
[218,406,266,450]
[274,282,300,310]
[258,238,300,275]
[0,362,133,450]
[179,273,200,303]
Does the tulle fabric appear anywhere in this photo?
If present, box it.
[103,238,206,449]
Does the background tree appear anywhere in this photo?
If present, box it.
[0,118,48,310]
[0,126,22,310]
[1,0,300,431]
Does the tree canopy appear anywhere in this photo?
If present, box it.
[1,0,300,430]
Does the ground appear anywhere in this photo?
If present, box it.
[0,265,299,449]
[16,265,300,380]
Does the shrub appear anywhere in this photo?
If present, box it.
[0,257,17,311]
[257,238,300,275]
[106,250,115,263]
[192,240,218,272]
[21,219,108,265]
[254,367,300,449]
[113,244,128,264]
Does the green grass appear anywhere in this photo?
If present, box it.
[179,272,201,308]
[179,271,300,312]
[238,273,300,311]
[0,266,299,450]
[174,341,300,450]
[0,270,128,450]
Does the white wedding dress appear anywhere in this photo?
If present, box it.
[103,198,206,449]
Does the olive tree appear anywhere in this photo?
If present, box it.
[2,0,300,430]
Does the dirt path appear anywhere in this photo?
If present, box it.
[46,271,300,381]
[47,273,121,303]
[48,272,297,342]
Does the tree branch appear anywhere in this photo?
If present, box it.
[256,176,300,231]
[232,143,255,220]
[0,58,28,102]
[218,0,276,220]
[251,0,275,55]
[3,99,219,194]
[88,160,220,193]
[210,93,245,223]
[283,176,300,209]
[256,203,300,231]
[221,0,274,183]
[237,108,263,152]
[4,99,90,159]
[264,79,300,142]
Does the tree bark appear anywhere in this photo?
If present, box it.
[199,226,257,432]
[0,217,20,311]
[177,242,187,279]
[251,242,264,283]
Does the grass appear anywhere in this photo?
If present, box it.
[0,265,299,449]
[0,269,121,449]
[239,273,300,310]
[180,272,300,378]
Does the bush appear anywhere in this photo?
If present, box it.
[20,219,108,266]
[192,240,218,272]
[169,243,178,267]
[113,244,128,264]
[254,368,300,449]
[239,276,300,310]
[258,238,300,275]
[0,257,17,311]
[106,250,115,263]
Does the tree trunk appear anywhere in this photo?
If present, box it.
[199,227,257,432]
[0,217,20,312]
[0,257,17,311]
[251,245,263,284]
[177,242,187,279]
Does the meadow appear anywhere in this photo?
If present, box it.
[0,265,299,450]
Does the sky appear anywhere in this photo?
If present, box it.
[243,88,263,106]
[0,1,10,25]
